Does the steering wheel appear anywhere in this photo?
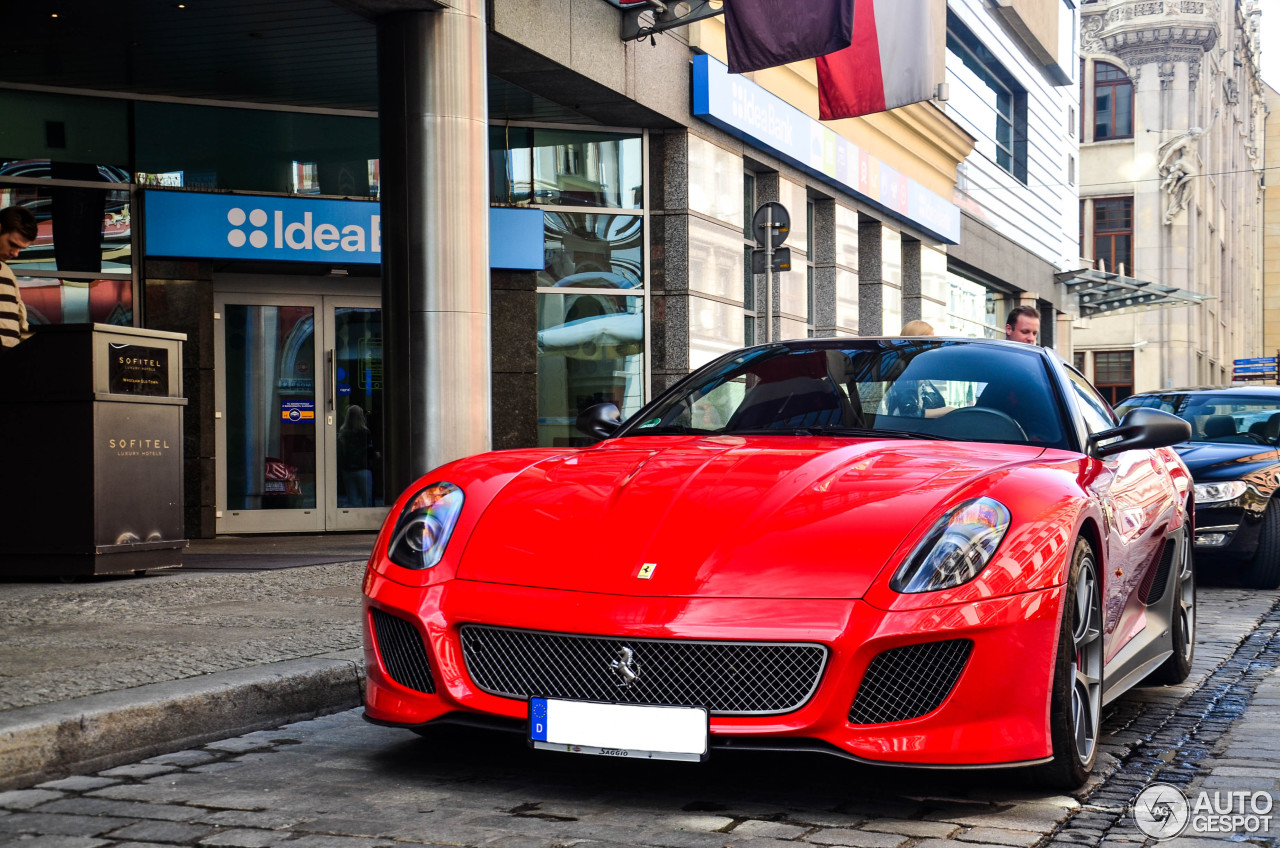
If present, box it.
[940,407,1028,441]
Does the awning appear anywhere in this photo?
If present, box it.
[1055,268,1213,317]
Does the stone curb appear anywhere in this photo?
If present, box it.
[0,649,364,791]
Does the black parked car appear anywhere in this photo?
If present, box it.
[1116,386,1280,589]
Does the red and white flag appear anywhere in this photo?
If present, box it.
[815,0,941,121]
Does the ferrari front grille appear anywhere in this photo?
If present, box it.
[370,608,436,694]
[848,639,972,725]
[458,625,827,715]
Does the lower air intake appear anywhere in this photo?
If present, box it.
[849,639,972,725]
[370,608,436,694]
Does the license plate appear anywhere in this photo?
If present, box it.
[529,697,709,762]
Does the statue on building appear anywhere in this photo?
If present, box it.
[1157,109,1218,225]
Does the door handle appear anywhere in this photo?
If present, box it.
[326,348,336,423]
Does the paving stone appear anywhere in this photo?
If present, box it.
[804,829,910,848]
[105,821,219,843]
[0,838,112,848]
[34,778,120,793]
[198,829,286,847]
[269,838,394,848]
[141,751,221,768]
[0,813,136,838]
[954,827,1045,847]
[0,791,63,811]
[35,799,203,822]
[858,820,961,839]
[194,810,309,829]
[729,819,808,839]
[97,765,180,781]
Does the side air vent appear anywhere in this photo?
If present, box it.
[1143,541,1177,605]
[849,639,972,725]
[370,608,436,694]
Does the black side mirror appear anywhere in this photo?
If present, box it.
[576,402,622,440]
[1091,407,1190,458]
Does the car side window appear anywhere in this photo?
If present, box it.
[1065,368,1117,435]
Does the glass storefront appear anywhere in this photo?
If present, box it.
[536,293,644,447]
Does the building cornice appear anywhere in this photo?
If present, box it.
[1081,0,1219,67]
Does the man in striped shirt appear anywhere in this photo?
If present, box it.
[0,206,37,348]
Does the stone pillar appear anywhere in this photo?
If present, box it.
[811,199,837,338]
[858,216,884,336]
[377,4,490,500]
[900,238,923,326]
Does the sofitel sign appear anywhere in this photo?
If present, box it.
[144,191,543,270]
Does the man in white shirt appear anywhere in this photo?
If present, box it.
[0,207,37,348]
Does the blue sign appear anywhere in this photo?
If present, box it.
[280,399,316,422]
[1233,364,1277,374]
[1235,357,1277,366]
[691,54,961,244]
[144,191,544,270]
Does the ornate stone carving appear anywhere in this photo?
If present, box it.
[1081,13,1106,54]
[1158,110,1218,225]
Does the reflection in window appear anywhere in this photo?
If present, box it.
[492,127,643,209]
[540,212,643,288]
[946,12,1026,181]
[18,277,132,326]
[1,164,132,275]
[1093,62,1133,141]
[537,293,644,447]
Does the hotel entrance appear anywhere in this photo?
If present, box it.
[214,283,385,533]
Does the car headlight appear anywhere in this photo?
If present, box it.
[387,482,464,570]
[1193,481,1247,505]
[891,498,1011,594]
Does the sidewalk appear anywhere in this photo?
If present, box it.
[0,534,377,790]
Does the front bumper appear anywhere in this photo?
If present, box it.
[1194,503,1264,558]
[362,572,1064,768]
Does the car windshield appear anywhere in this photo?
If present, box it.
[1119,394,1280,445]
[619,339,1069,448]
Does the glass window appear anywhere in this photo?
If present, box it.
[525,129,643,209]
[1093,197,1133,275]
[1066,367,1117,434]
[16,276,132,326]
[836,268,859,334]
[0,90,129,169]
[689,295,743,369]
[1093,62,1134,141]
[688,136,743,227]
[688,216,744,301]
[135,102,379,197]
[0,172,131,275]
[539,211,643,288]
[780,180,808,255]
[1093,350,1134,405]
[835,205,858,270]
[946,12,1027,181]
[537,293,644,447]
[779,266,808,320]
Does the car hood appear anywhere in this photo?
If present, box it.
[455,436,1044,599]
[1173,441,1277,480]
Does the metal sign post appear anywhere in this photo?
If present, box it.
[751,202,791,343]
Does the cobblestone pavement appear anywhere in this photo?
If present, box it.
[0,564,365,711]
[1,585,1277,848]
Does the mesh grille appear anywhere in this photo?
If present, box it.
[848,639,972,725]
[459,625,827,715]
[1144,541,1176,605]
[371,608,436,694]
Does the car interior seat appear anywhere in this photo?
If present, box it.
[728,375,847,431]
[1203,414,1239,440]
[1265,412,1280,443]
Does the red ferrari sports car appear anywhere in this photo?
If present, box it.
[362,337,1195,788]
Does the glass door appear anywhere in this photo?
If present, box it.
[323,298,385,530]
[215,292,385,534]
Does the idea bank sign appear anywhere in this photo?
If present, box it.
[143,190,543,269]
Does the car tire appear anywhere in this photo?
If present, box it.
[1032,538,1103,790]
[1144,537,1195,685]
[1241,500,1280,590]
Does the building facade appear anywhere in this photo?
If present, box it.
[1,0,1077,539]
[1075,0,1266,399]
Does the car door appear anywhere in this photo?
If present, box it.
[1063,368,1177,671]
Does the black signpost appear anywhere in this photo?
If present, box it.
[751,202,791,342]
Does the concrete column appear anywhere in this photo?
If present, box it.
[900,238,923,326]
[858,216,884,336]
[811,199,837,338]
[377,4,490,500]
